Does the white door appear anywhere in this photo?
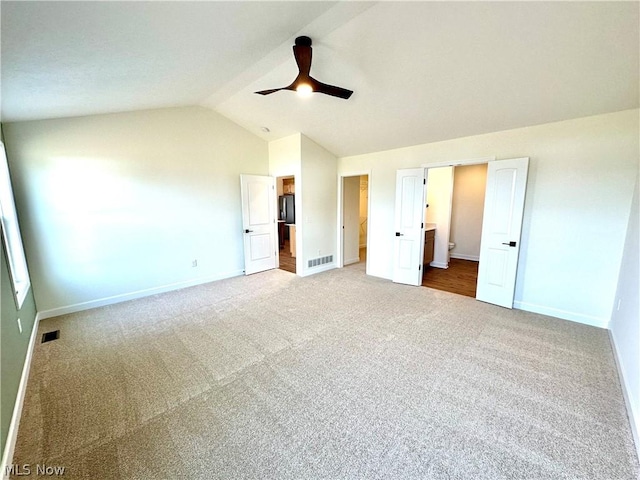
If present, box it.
[476,158,529,307]
[392,168,426,286]
[240,174,277,275]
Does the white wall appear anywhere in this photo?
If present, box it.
[450,164,487,261]
[3,106,268,315]
[269,134,302,260]
[269,134,301,179]
[300,135,338,276]
[343,176,360,265]
[610,172,639,458]
[268,133,337,276]
[425,167,453,268]
[338,109,639,328]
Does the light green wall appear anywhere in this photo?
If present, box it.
[1,198,38,462]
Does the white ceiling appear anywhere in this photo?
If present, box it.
[2,1,638,157]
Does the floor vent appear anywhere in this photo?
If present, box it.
[308,255,333,268]
[41,330,60,343]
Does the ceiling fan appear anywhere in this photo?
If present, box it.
[255,36,353,100]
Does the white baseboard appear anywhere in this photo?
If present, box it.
[450,253,480,261]
[1,313,41,480]
[37,270,244,320]
[513,300,609,329]
[429,261,449,269]
[609,330,640,462]
[300,263,336,277]
[344,257,360,266]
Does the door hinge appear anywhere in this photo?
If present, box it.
[419,264,421,270]
[423,178,426,184]
[421,223,423,228]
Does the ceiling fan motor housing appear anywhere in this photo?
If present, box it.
[295,36,312,47]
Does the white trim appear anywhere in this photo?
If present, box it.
[609,330,640,462]
[513,300,609,329]
[420,155,496,169]
[37,270,243,320]
[429,261,449,269]
[1,313,40,480]
[344,257,360,266]
[450,253,480,261]
[0,143,32,311]
[299,263,336,277]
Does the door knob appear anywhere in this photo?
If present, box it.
[502,241,517,247]
[245,229,253,233]
[395,232,404,236]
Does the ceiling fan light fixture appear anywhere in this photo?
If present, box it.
[296,83,313,97]
[254,36,353,100]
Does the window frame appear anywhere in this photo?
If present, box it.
[0,141,31,310]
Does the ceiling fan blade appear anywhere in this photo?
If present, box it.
[311,79,353,99]
[255,83,297,95]
[254,88,286,96]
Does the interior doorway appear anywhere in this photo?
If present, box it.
[340,173,369,269]
[422,164,487,297]
[276,175,296,273]
[393,157,528,307]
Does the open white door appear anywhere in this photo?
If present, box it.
[240,174,277,275]
[392,168,426,286]
[476,158,529,307]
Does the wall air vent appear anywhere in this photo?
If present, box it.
[308,255,333,268]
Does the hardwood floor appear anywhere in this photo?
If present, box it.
[422,258,478,298]
[279,239,296,274]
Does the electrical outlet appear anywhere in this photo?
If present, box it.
[192,259,198,267]
[17,318,22,334]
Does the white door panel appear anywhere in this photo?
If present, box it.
[476,158,529,307]
[393,168,426,286]
[240,174,277,275]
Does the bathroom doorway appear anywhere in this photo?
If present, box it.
[422,164,487,297]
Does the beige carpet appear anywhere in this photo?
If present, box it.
[11,263,639,479]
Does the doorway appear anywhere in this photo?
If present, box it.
[340,173,369,269]
[276,175,296,273]
[422,164,487,297]
[393,158,529,308]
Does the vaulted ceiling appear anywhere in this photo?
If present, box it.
[2,1,638,157]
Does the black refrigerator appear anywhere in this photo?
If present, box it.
[279,194,295,224]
